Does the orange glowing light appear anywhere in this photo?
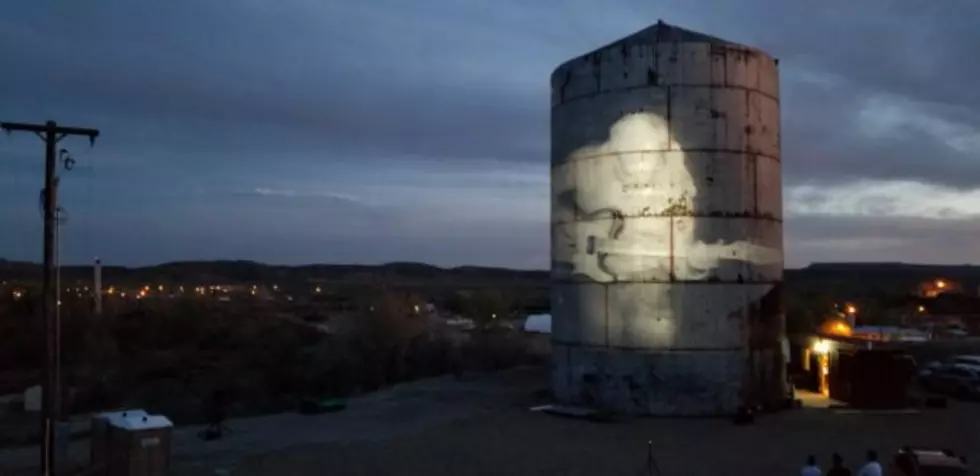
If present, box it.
[917,305,926,313]
[936,280,946,289]
[819,318,853,337]
[845,304,857,315]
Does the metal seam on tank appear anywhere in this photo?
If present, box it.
[668,216,675,280]
[551,279,782,285]
[550,150,781,165]
[720,44,729,87]
[552,84,779,108]
[552,342,747,352]
[752,154,759,215]
[551,215,783,225]
[603,285,609,346]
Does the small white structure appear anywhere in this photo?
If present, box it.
[445,316,476,330]
[24,385,41,412]
[852,326,930,342]
[524,314,551,334]
[115,413,172,431]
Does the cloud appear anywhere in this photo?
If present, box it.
[1,0,979,267]
[786,214,980,267]
[252,188,360,203]
[787,180,980,219]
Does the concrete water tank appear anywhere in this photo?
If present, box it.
[550,21,785,415]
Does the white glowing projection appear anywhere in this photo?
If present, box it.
[552,113,782,283]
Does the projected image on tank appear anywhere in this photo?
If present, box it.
[552,112,781,284]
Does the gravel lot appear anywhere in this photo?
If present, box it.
[227,369,979,476]
[3,366,977,476]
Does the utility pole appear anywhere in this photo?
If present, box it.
[1,120,98,476]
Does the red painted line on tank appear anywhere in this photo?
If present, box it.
[669,217,675,281]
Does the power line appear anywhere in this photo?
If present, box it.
[1,120,99,476]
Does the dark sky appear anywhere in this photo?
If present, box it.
[2,1,979,269]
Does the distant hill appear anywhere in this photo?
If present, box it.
[0,259,549,289]
[786,263,980,296]
[1,259,977,295]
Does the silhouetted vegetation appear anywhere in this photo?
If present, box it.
[3,260,979,424]
[0,285,546,424]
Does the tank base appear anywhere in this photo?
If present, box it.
[551,343,785,416]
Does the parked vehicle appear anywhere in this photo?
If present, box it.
[921,364,980,399]
[919,356,980,379]
[953,355,980,367]
[920,360,945,378]
[892,447,970,476]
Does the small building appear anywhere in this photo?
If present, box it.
[789,334,914,409]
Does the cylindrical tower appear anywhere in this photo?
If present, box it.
[550,21,784,415]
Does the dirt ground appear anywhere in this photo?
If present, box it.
[228,404,976,476]
[214,369,979,476]
[3,366,978,476]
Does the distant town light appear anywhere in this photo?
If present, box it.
[845,304,857,315]
[413,305,420,313]
[917,305,926,313]
[936,280,947,289]
[314,286,322,294]
[12,290,22,300]
[158,285,164,292]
